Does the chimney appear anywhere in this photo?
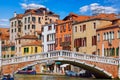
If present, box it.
[14,12,17,17]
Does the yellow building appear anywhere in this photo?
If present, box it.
[21,40,42,56]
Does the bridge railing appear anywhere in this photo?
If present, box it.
[1,50,119,65]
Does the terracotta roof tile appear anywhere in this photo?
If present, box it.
[22,40,42,46]
[91,13,117,20]
[97,22,120,30]
[0,28,9,40]
[2,42,15,47]
[16,35,38,39]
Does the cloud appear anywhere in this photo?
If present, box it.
[80,6,89,13]
[0,24,9,28]
[80,3,117,14]
[20,3,46,10]
[0,19,9,22]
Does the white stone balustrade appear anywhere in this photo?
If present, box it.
[1,50,119,65]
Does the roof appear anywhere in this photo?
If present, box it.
[16,35,38,39]
[2,42,15,47]
[22,40,42,47]
[63,13,79,20]
[0,28,9,40]
[97,22,120,31]
[10,14,23,21]
[91,13,117,20]
[72,13,117,25]
[24,8,59,17]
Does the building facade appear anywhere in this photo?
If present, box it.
[42,23,56,52]
[9,8,59,56]
[97,19,120,57]
[72,18,113,55]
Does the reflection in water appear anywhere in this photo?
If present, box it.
[15,75,112,80]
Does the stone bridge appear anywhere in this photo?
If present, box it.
[0,50,120,79]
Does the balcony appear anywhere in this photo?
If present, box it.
[61,41,71,47]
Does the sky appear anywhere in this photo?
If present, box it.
[0,0,120,28]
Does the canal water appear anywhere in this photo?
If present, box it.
[14,75,114,80]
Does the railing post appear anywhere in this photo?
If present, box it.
[72,52,75,58]
[60,50,62,56]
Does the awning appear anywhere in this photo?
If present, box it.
[60,64,69,67]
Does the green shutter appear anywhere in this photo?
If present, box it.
[116,47,119,56]
[11,46,15,51]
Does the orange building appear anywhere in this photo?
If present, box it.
[0,28,16,58]
[97,19,120,57]
[55,13,90,51]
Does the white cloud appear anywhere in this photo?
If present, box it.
[80,3,117,14]
[0,19,9,22]
[20,3,46,10]
[80,6,89,13]
[0,24,9,28]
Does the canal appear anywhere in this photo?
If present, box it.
[14,75,114,80]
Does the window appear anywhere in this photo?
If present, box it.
[60,25,63,32]
[92,36,97,46]
[11,46,15,51]
[111,32,114,39]
[59,37,62,46]
[103,33,106,40]
[18,28,21,32]
[75,26,77,32]
[116,47,119,56]
[32,17,36,23]
[48,26,52,30]
[11,29,13,33]
[32,25,35,29]
[45,22,48,24]
[15,21,16,26]
[83,24,86,32]
[35,47,37,53]
[28,17,30,23]
[15,28,16,32]
[80,26,82,31]
[118,31,120,38]
[24,47,29,53]
[50,19,52,23]
[47,35,49,41]
[97,34,100,41]
[18,40,21,44]
[11,22,13,27]
[97,49,100,55]
[11,54,14,57]
[107,32,109,40]
[2,41,4,44]
[28,25,30,29]
[41,27,44,32]
[25,25,27,30]
[24,18,27,24]
[38,17,41,23]
[93,22,96,29]
[68,23,71,31]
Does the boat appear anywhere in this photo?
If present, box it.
[17,66,36,75]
